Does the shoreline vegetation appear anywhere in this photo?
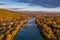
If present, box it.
[0,9,33,40]
[35,14,60,40]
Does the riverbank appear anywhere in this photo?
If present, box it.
[0,18,29,40]
[6,18,28,40]
[14,17,44,40]
[35,16,56,40]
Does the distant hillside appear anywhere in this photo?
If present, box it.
[19,11,60,14]
[0,9,24,22]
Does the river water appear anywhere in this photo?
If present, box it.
[14,17,44,40]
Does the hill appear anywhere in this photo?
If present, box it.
[0,9,24,22]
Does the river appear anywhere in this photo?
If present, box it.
[14,17,44,40]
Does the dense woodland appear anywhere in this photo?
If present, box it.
[0,9,60,40]
[0,9,33,40]
[36,14,60,40]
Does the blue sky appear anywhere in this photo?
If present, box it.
[0,0,30,6]
[0,0,60,7]
[14,0,60,8]
[0,0,60,12]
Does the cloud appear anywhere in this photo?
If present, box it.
[0,5,60,12]
[0,1,60,12]
[15,6,60,12]
[0,0,60,8]
[0,2,8,5]
[13,0,60,8]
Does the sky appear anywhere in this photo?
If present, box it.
[0,0,60,12]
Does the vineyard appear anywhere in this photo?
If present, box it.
[35,14,60,40]
[0,9,33,40]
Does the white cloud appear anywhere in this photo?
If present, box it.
[0,2,60,12]
[0,2,9,5]
[9,6,60,12]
